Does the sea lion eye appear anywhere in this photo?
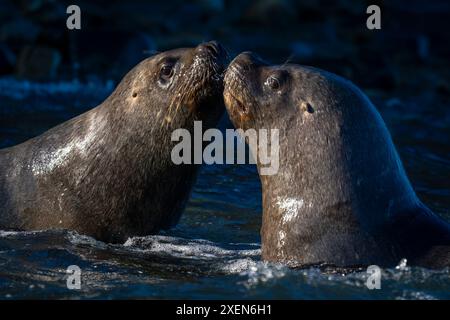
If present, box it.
[159,63,174,81]
[266,75,280,90]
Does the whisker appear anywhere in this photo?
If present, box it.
[281,53,296,67]
[159,53,223,128]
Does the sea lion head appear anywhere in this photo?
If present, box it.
[223,51,347,133]
[223,52,419,266]
[223,51,297,131]
[114,41,228,130]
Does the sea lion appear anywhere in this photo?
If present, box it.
[0,41,227,243]
[223,52,450,268]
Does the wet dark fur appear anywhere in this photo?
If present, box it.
[0,42,226,243]
[223,52,450,269]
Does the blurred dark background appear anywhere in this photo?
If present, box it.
[0,0,449,94]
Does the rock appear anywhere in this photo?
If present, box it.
[195,0,224,13]
[242,0,296,27]
[0,0,20,22]
[28,1,66,24]
[0,43,16,75]
[114,33,157,79]
[16,0,45,12]
[70,30,156,81]
[416,34,430,61]
[16,46,61,80]
[0,18,40,43]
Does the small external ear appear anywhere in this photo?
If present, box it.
[300,101,314,114]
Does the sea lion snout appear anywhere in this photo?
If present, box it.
[197,41,227,61]
[194,41,228,70]
[223,52,269,129]
[163,42,227,120]
[230,51,266,70]
[224,51,266,87]
[223,67,253,127]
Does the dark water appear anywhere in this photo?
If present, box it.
[0,78,449,299]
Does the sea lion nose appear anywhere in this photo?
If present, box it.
[198,41,227,60]
[206,41,224,56]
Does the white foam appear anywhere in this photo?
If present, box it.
[67,231,108,249]
[124,235,260,259]
[398,290,437,300]
[239,262,288,288]
[0,229,47,237]
[221,258,259,274]
[0,230,22,237]
[395,258,408,270]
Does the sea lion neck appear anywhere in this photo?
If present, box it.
[255,93,420,266]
